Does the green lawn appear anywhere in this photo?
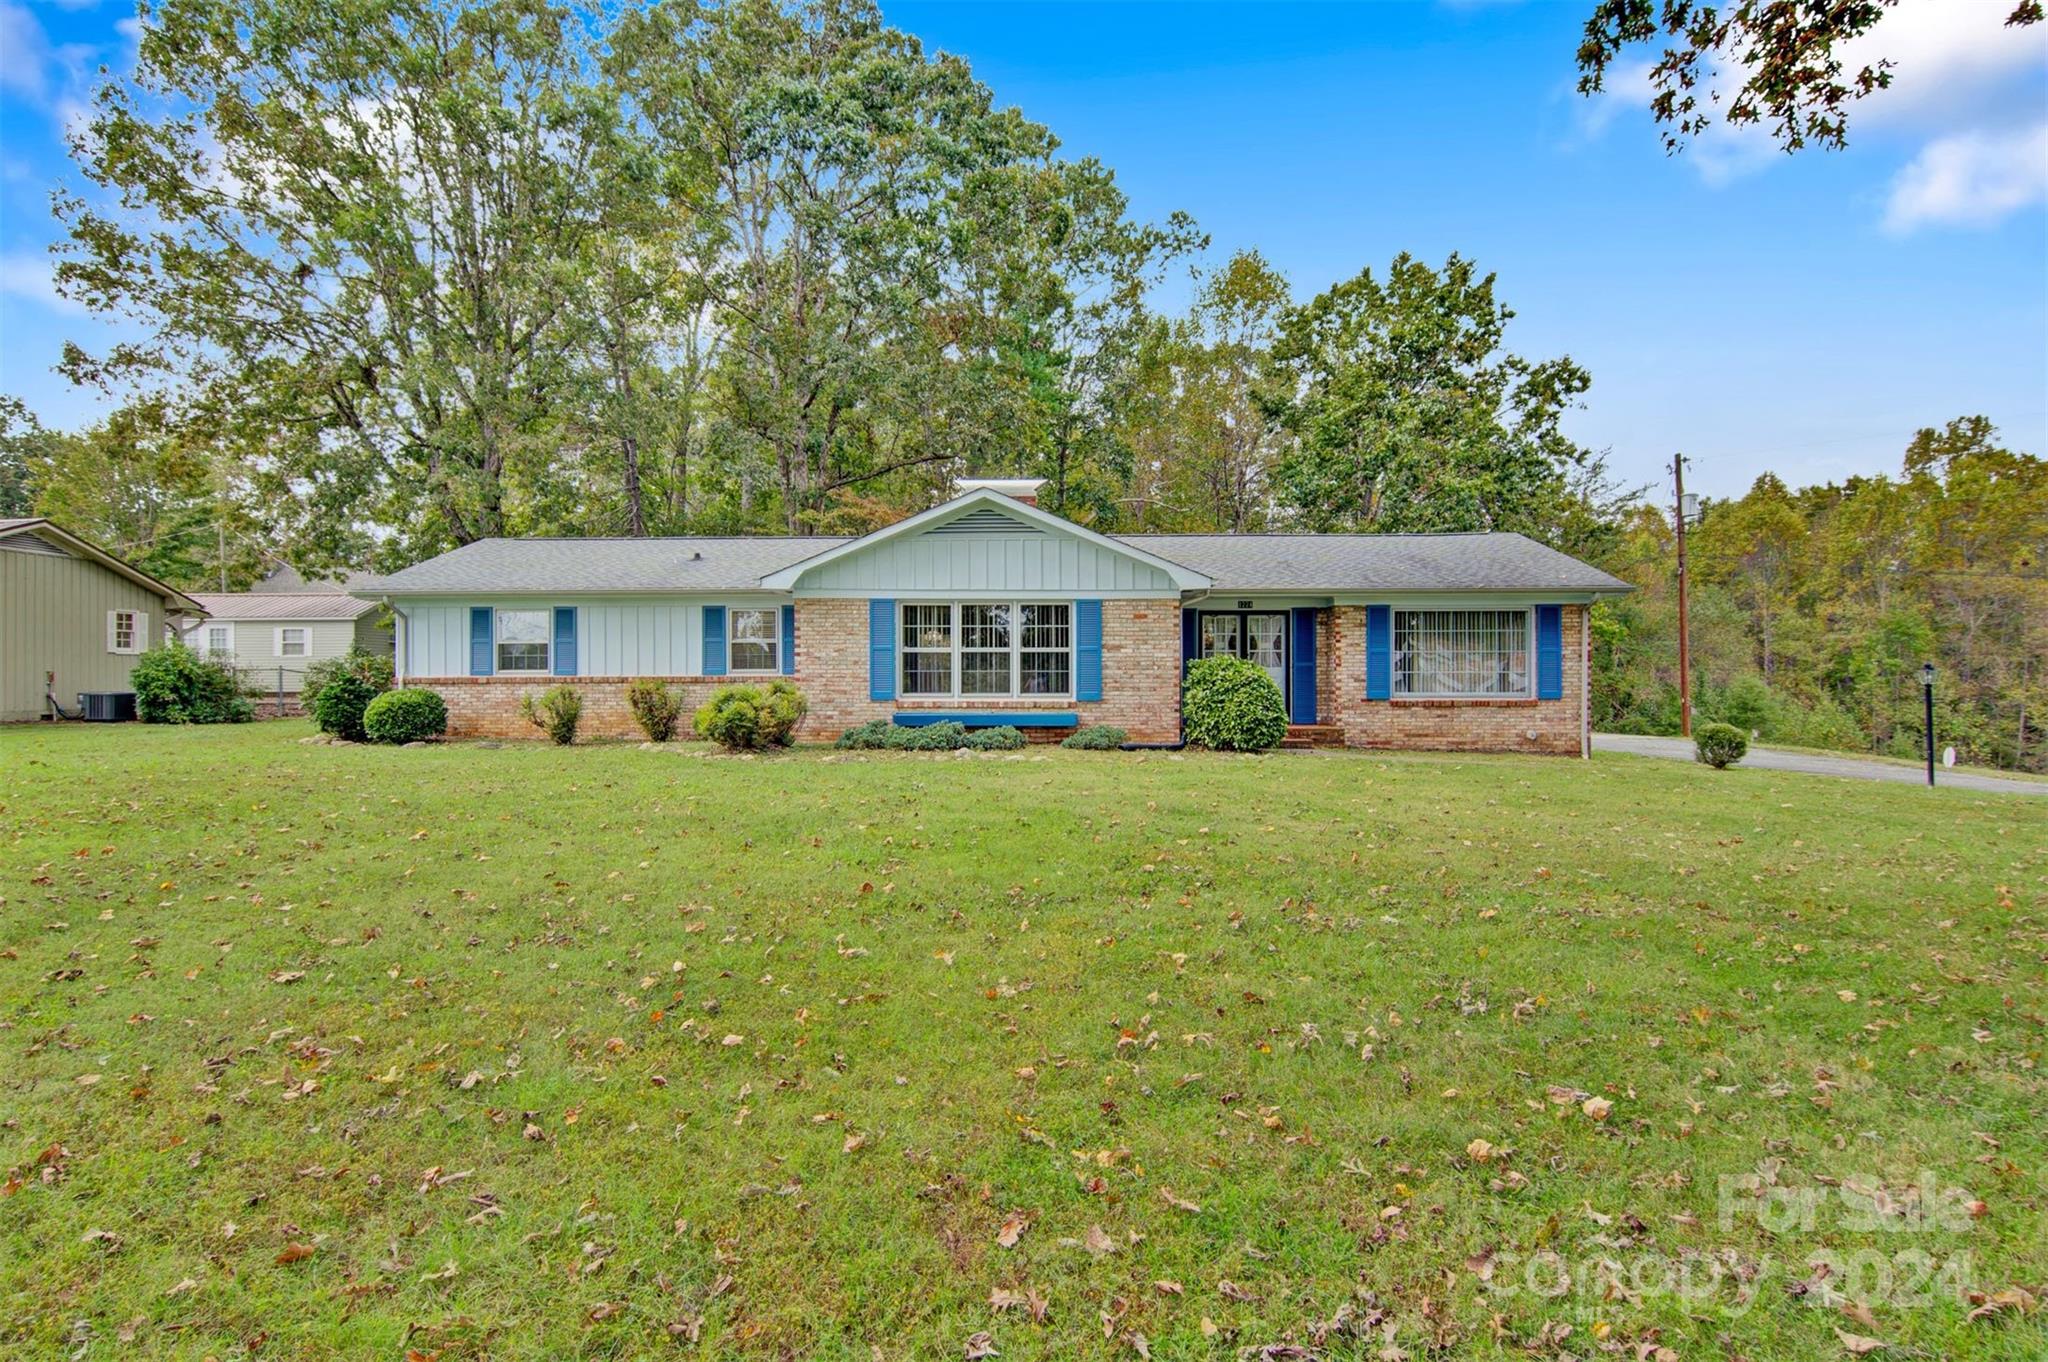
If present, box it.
[4,723,2044,1360]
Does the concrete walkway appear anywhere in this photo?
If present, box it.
[1592,732,2047,797]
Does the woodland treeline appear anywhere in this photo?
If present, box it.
[0,0,2041,768]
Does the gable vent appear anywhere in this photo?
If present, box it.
[925,507,1042,536]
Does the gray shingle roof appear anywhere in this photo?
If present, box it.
[357,529,1629,596]
[1120,533,1633,593]
[357,536,853,595]
[189,592,382,621]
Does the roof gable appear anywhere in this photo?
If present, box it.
[0,518,204,612]
[760,489,1211,593]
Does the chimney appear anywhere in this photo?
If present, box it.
[951,476,1047,507]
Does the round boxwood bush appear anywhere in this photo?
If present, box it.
[627,678,684,742]
[1182,655,1288,752]
[520,684,582,745]
[694,680,808,751]
[1694,721,1748,770]
[362,687,448,744]
[1061,725,1126,750]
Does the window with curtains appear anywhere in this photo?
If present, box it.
[729,608,779,673]
[1393,609,1531,697]
[900,602,1072,698]
[495,609,550,673]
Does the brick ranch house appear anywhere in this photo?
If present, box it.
[354,479,1633,753]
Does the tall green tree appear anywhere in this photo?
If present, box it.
[58,0,614,550]
[1269,252,1593,534]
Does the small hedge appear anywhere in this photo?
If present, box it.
[1061,725,1126,750]
[833,719,1024,752]
[627,679,684,742]
[1694,721,1748,770]
[1182,655,1288,752]
[303,647,393,712]
[362,687,447,744]
[521,684,583,745]
[693,680,807,751]
[132,643,253,724]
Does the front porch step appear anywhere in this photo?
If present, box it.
[1281,723,1345,750]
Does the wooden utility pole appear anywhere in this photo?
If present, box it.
[1673,454,1693,738]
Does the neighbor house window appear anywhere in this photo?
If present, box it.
[728,607,779,673]
[495,609,549,673]
[1393,609,1530,698]
[901,602,1072,698]
[278,627,309,658]
[206,623,233,655]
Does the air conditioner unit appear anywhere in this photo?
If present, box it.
[78,692,137,722]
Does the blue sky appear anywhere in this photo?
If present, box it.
[2,0,2043,501]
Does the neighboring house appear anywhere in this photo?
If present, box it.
[355,479,1633,753]
[0,517,205,722]
[182,590,392,693]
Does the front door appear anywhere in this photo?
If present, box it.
[1246,613,1287,698]
[1195,610,1288,711]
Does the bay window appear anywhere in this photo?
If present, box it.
[496,609,550,673]
[1393,609,1530,698]
[901,602,1072,698]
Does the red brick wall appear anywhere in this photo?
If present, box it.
[415,597,1187,744]
[1318,604,1588,756]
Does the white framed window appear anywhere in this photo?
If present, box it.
[1393,609,1531,698]
[901,602,1072,699]
[107,609,146,654]
[275,626,309,658]
[728,608,779,674]
[204,622,234,656]
[495,609,550,673]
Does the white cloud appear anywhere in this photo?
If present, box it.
[0,248,86,316]
[1883,123,2048,232]
[1844,0,2048,130]
[0,2,50,101]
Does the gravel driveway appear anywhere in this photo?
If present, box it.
[1592,732,2047,796]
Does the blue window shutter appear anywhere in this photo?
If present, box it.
[1181,607,1198,678]
[702,605,726,677]
[780,604,796,676]
[469,607,493,677]
[1075,599,1103,701]
[1536,605,1563,700]
[869,599,896,700]
[1365,605,1391,700]
[1290,607,1317,724]
[552,607,577,676]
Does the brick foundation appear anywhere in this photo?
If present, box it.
[417,675,744,741]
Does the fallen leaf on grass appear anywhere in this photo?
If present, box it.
[1834,1329,1888,1355]
[964,1330,999,1359]
[1083,1224,1119,1257]
[995,1210,1029,1248]
[1966,1286,2039,1323]
[270,970,305,984]
[843,1132,867,1154]
[164,1278,197,1297]
[276,1242,316,1265]
[1581,1096,1613,1121]
[1154,1279,1182,1295]
[1158,1187,1200,1213]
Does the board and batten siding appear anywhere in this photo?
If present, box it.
[1,534,168,721]
[184,615,392,693]
[398,597,768,677]
[793,529,1179,596]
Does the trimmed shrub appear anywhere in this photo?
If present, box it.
[1694,721,1748,770]
[521,685,582,745]
[1061,725,1126,751]
[834,719,894,750]
[889,720,968,751]
[627,679,684,742]
[313,671,384,741]
[963,725,1026,751]
[693,681,808,751]
[132,643,253,724]
[302,647,393,712]
[362,687,447,744]
[1182,655,1288,752]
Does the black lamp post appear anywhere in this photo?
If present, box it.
[1921,662,1936,787]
